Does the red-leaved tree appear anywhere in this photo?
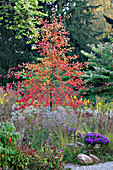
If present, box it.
[14,13,88,110]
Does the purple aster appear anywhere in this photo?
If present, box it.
[83,132,110,146]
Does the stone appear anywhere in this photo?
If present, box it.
[75,141,85,148]
[89,154,101,164]
[66,143,79,148]
[66,142,85,148]
[77,153,93,165]
[94,144,101,149]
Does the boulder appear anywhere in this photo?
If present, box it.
[77,153,93,165]
[89,154,101,164]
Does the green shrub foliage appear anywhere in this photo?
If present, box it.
[0,122,20,168]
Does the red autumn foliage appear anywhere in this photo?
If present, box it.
[13,13,88,109]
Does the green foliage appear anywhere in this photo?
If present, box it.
[0,24,36,86]
[32,125,50,150]
[12,142,64,169]
[63,0,100,62]
[12,144,37,169]
[35,142,65,169]
[0,86,21,124]
[41,0,100,62]
[100,153,113,163]
[0,122,20,168]
[0,121,64,169]
[0,0,55,43]
[81,42,113,102]
[1,94,113,166]
[94,96,113,114]
[63,147,81,164]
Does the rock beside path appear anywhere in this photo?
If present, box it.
[77,153,93,165]
[89,154,101,164]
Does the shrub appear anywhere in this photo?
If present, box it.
[35,142,65,169]
[12,143,37,169]
[0,122,64,169]
[12,142,65,169]
[0,122,20,168]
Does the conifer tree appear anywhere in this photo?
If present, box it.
[0,24,35,86]
[64,0,100,62]
[81,42,113,102]
[41,0,100,62]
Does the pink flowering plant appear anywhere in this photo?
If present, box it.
[12,143,38,169]
[35,142,65,169]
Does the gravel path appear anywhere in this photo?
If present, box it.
[64,161,113,170]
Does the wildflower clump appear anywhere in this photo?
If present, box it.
[65,127,81,141]
[83,132,110,147]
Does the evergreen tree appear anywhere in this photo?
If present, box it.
[0,24,35,86]
[64,0,101,62]
[41,0,100,62]
[81,42,113,102]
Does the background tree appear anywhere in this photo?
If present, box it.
[0,0,56,86]
[0,24,36,86]
[81,42,113,102]
[63,0,100,62]
[103,15,113,28]
[40,0,100,62]
[0,0,55,43]
[88,0,113,41]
